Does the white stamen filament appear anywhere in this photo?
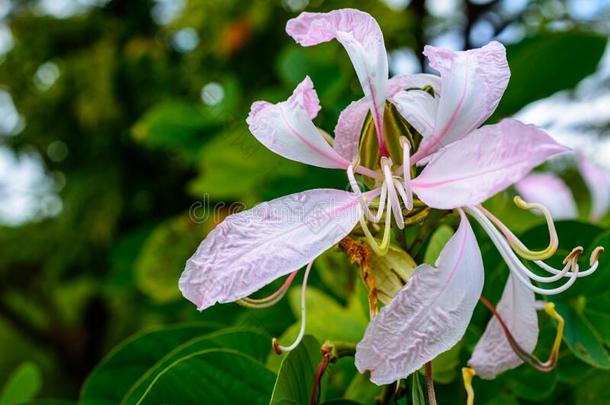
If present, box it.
[465,206,586,295]
[479,198,558,261]
[381,157,405,229]
[359,191,392,256]
[400,137,414,210]
[393,179,413,212]
[275,261,313,353]
[347,164,387,223]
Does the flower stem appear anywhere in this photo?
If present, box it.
[425,362,438,405]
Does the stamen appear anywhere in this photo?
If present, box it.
[393,179,413,212]
[465,206,584,295]
[478,296,564,372]
[273,261,313,354]
[354,164,384,181]
[237,271,298,309]
[479,197,558,261]
[347,164,386,223]
[381,157,405,229]
[359,195,392,256]
[462,367,476,405]
[399,137,414,211]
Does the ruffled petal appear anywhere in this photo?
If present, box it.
[391,89,438,138]
[577,154,610,222]
[333,98,369,161]
[468,274,539,379]
[386,73,441,96]
[247,76,349,169]
[355,211,484,385]
[413,41,510,162]
[333,74,441,160]
[179,189,361,310]
[515,173,577,220]
[411,119,569,210]
[287,9,388,147]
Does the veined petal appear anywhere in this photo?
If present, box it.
[334,98,369,161]
[334,73,441,161]
[577,155,610,222]
[515,173,577,220]
[411,119,569,210]
[355,211,484,385]
[386,73,441,96]
[391,89,438,138]
[179,189,361,310]
[287,9,388,148]
[468,274,539,379]
[247,76,349,169]
[413,41,510,162]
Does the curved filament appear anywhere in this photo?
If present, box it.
[273,261,314,354]
[479,197,558,261]
[238,271,298,309]
[465,206,589,296]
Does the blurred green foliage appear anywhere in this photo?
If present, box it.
[0,0,609,404]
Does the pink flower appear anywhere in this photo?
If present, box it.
[516,154,610,222]
[179,8,603,385]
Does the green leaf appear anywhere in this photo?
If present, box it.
[505,366,557,401]
[344,372,381,404]
[424,224,454,265]
[494,31,607,119]
[555,302,610,369]
[134,214,207,303]
[430,339,462,384]
[121,328,271,404]
[188,126,304,200]
[0,362,42,405]
[321,401,364,405]
[80,323,219,405]
[136,349,275,405]
[410,372,426,405]
[269,335,323,405]
[131,100,214,160]
[278,287,368,351]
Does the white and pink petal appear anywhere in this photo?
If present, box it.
[515,173,577,220]
[413,41,510,162]
[334,98,369,161]
[247,76,349,169]
[411,119,569,210]
[468,274,539,379]
[287,9,388,144]
[391,89,438,139]
[179,189,361,310]
[355,211,484,384]
[577,154,610,222]
[334,73,441,160]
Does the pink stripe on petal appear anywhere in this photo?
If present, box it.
[355,211,484,384]
[179,189,362,310]
[287,9,388,152]
[247,76,349,169]
[413,41,510,162]
[411,119,569,209]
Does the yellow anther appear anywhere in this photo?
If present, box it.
[591,246,604,266]
[544,302,565,367]
[462,367,476,405]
